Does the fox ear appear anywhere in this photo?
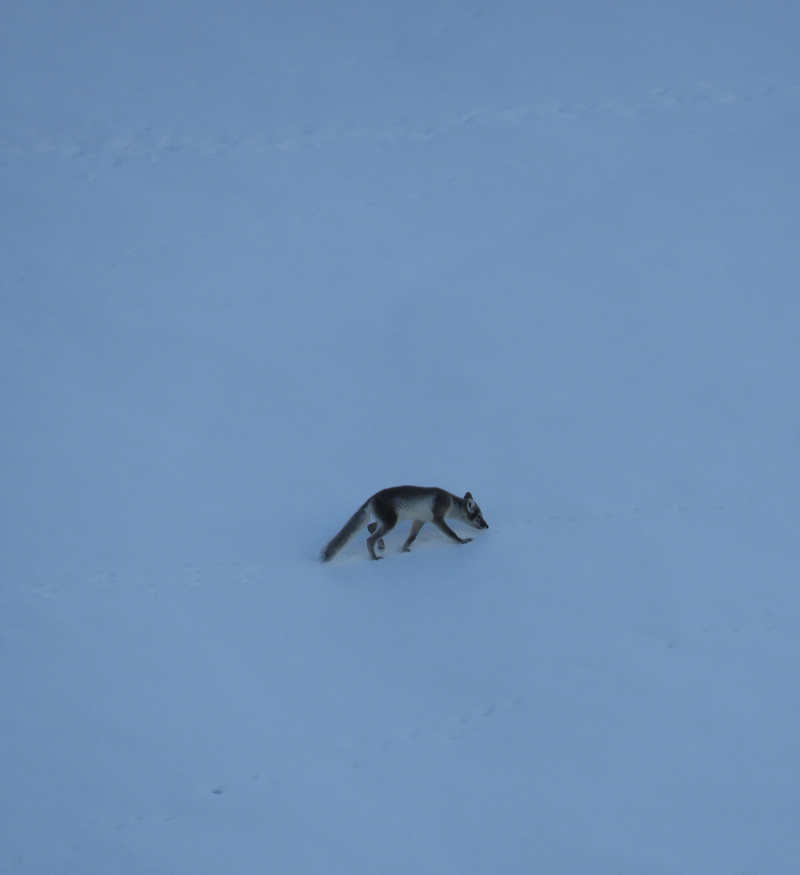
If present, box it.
[464,492,472,500]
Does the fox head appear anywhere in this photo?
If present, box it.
[463,492,489,529]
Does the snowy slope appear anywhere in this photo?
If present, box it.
[2,1,800,873]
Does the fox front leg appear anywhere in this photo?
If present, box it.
[433,517,472,545]
[402,520,425,552]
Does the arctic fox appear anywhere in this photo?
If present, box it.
[320,485,489,562]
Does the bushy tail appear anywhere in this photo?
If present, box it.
[320,501,371,562]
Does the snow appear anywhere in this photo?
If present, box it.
[2,1,800,872]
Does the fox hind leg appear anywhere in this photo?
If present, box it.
[367,522,384,551]
[367,499,399,559]
[367,523,393,559]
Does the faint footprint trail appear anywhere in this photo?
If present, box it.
[2,77,797,174]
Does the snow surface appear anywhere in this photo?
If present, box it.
[2,1,800,872]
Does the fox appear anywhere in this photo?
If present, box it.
[320,485,489,562]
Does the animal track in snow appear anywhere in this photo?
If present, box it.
[197,694,525,797]
[2,78,796,173]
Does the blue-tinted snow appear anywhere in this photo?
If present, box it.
[2,1,799,873]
